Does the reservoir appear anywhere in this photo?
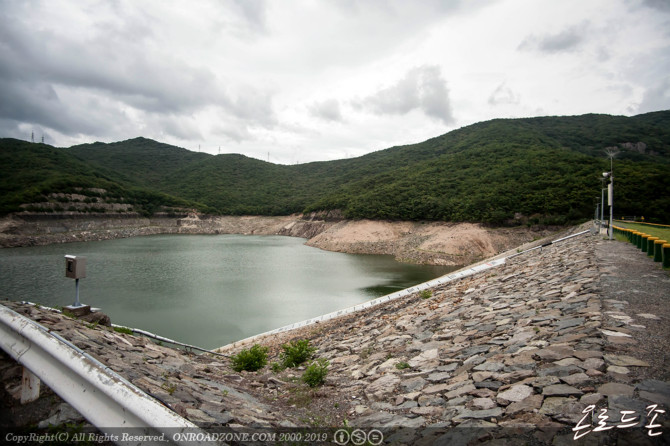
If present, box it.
[0,234,454,349]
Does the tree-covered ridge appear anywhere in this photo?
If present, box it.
[1,111,669,223]
[68,137,212,189]
[0,138,202,216]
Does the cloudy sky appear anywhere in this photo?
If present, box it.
[1,0,669,164]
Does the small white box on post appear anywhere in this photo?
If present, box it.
[65,255,86,279]
[64,255,90,316]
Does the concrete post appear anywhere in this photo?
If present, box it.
[21,367,40,404]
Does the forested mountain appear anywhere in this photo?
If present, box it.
[2,111,669,223]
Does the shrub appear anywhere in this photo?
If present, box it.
[280,339,316,368]
[302,358,329,387]
[231,344,268,372]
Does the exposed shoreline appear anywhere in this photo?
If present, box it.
[0,212,561,266]
[4,226,669,442]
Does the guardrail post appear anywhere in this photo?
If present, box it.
[641,234,649,252]
[664,243,670,269]
[654,240,666,262]
[21,367,41,404]
[647,237,659,256]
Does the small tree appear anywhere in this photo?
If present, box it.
[302,358,329,387]
[230,344,268,372]
[280,339,316,368]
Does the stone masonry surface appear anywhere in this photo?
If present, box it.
[1,227,669,445]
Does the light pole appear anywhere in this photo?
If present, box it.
[603,149,617,240]
[602,170,613,240]
[600,177,607,233]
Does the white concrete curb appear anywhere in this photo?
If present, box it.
[220,258,506,350]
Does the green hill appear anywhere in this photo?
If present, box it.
[68,137,211,189]
[0,138,202,216]
[2,111,669,223]
[305,113,670,223]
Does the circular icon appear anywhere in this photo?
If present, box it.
[351,429,367,446]
[367,429,384,445]
[333,429,350,445]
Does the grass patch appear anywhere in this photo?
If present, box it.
[271,361,285,373]
[161,381,176,395]
[419,289,432,299]
[287,385,313,407]
[113,326,133,335]
[395,361,410,370]
[616,222,670,241]
[359,345,374,360]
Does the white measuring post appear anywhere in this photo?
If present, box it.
[64,255,90,316]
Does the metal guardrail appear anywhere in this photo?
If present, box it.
[0,304,206,446]
[506,229,591,259]
[16,301,229,358]
[122,326,230,358]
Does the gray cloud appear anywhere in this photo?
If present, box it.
[518,22,589,54]
[309,99,343,122]
[0,78,115,137]
[355,66,454,124]
[231,0,268,30]
[0,1,276,142]
[637,78,670,114]
[488,83,520,106]
[149,114,204,142]
[642,0,670,13]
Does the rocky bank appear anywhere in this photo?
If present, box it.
[0,212,558,266]
[1,226,669,444]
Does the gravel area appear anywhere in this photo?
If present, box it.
[595,237,670,381]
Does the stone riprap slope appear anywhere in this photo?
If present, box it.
[1,231,669,444]
[218,232,670,444]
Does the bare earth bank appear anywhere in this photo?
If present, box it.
[0,212,560,266]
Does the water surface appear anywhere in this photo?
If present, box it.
[0,234,453,348]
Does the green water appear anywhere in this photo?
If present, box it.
[0,234,453,349]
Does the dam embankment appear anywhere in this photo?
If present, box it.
[0,212,559,266]
[1,225,669,444]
